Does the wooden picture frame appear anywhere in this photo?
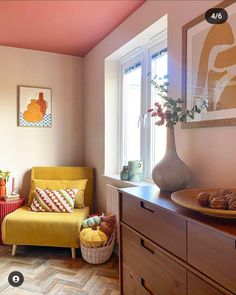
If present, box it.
[17,86,52,127]
[182,0,236,128]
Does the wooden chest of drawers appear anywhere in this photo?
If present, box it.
[122,224,186,295]
[122,193,186,260]
[119,186,236,295]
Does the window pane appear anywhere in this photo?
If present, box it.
[123,64,141,164]
[150,51,168,173]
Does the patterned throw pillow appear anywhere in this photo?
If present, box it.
[28,179,87,208]
[31,188,78,213]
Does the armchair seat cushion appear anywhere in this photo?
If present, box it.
[2,205,89,248]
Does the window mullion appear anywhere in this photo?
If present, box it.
[122,73,128,167]
[140,52,146,178]
[146,46,153,180]
[139,47,147,180]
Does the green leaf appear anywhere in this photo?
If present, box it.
[164,102,172,108]
[179,114,187,122]
[172,113,179,122]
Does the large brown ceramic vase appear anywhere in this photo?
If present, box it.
[152,125,191,192]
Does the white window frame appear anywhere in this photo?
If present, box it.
[118,30,167,180]
[119,52,144,170]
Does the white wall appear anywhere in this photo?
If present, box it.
[83,0,226,211]
[104,58,121,175]
[0,46,84,200]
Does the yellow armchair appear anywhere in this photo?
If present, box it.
[1,166,94,258]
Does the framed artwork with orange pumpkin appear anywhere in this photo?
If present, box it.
[17,86,52,127]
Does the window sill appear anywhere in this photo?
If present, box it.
[102,174,155,188]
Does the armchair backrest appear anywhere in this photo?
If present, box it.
[31,166,94,211]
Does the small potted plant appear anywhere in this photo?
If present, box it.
[0,170,10,198]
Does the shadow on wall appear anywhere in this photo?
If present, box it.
[21,170,31,203]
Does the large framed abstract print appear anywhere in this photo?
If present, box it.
[182,0,236,128]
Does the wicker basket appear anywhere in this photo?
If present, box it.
[80,232,115,264]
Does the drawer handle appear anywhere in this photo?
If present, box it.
[140,201,154,213]
[141,239,155,255]
[141,278,154,295]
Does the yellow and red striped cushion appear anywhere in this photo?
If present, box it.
[31,188,78,213]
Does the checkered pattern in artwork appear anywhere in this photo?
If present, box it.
[19,112,52,127]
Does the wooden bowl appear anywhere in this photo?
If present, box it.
[171,188,236,218]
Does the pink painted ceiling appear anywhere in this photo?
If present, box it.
[0,0,145,57]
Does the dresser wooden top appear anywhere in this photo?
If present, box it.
[119,186,236,239]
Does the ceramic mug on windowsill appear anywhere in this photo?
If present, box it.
[128,160,144,182]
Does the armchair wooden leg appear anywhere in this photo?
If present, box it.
[71,248,76,259]
[12,245,17,256]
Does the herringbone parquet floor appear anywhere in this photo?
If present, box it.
[0,245,119,295]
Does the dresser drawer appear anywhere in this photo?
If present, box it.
[121,224,187,295]
[122,263,156,295]
[188,222,236,293]
[121,193,186,260]
[188,272,226,295]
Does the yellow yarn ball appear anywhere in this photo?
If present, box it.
[80,227,108,248]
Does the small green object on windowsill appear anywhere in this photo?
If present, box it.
[120,166,129,181]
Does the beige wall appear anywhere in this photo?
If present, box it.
[0,46,84,200]
[83,0,228,211]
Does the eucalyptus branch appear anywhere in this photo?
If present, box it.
[148,76,203,127]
